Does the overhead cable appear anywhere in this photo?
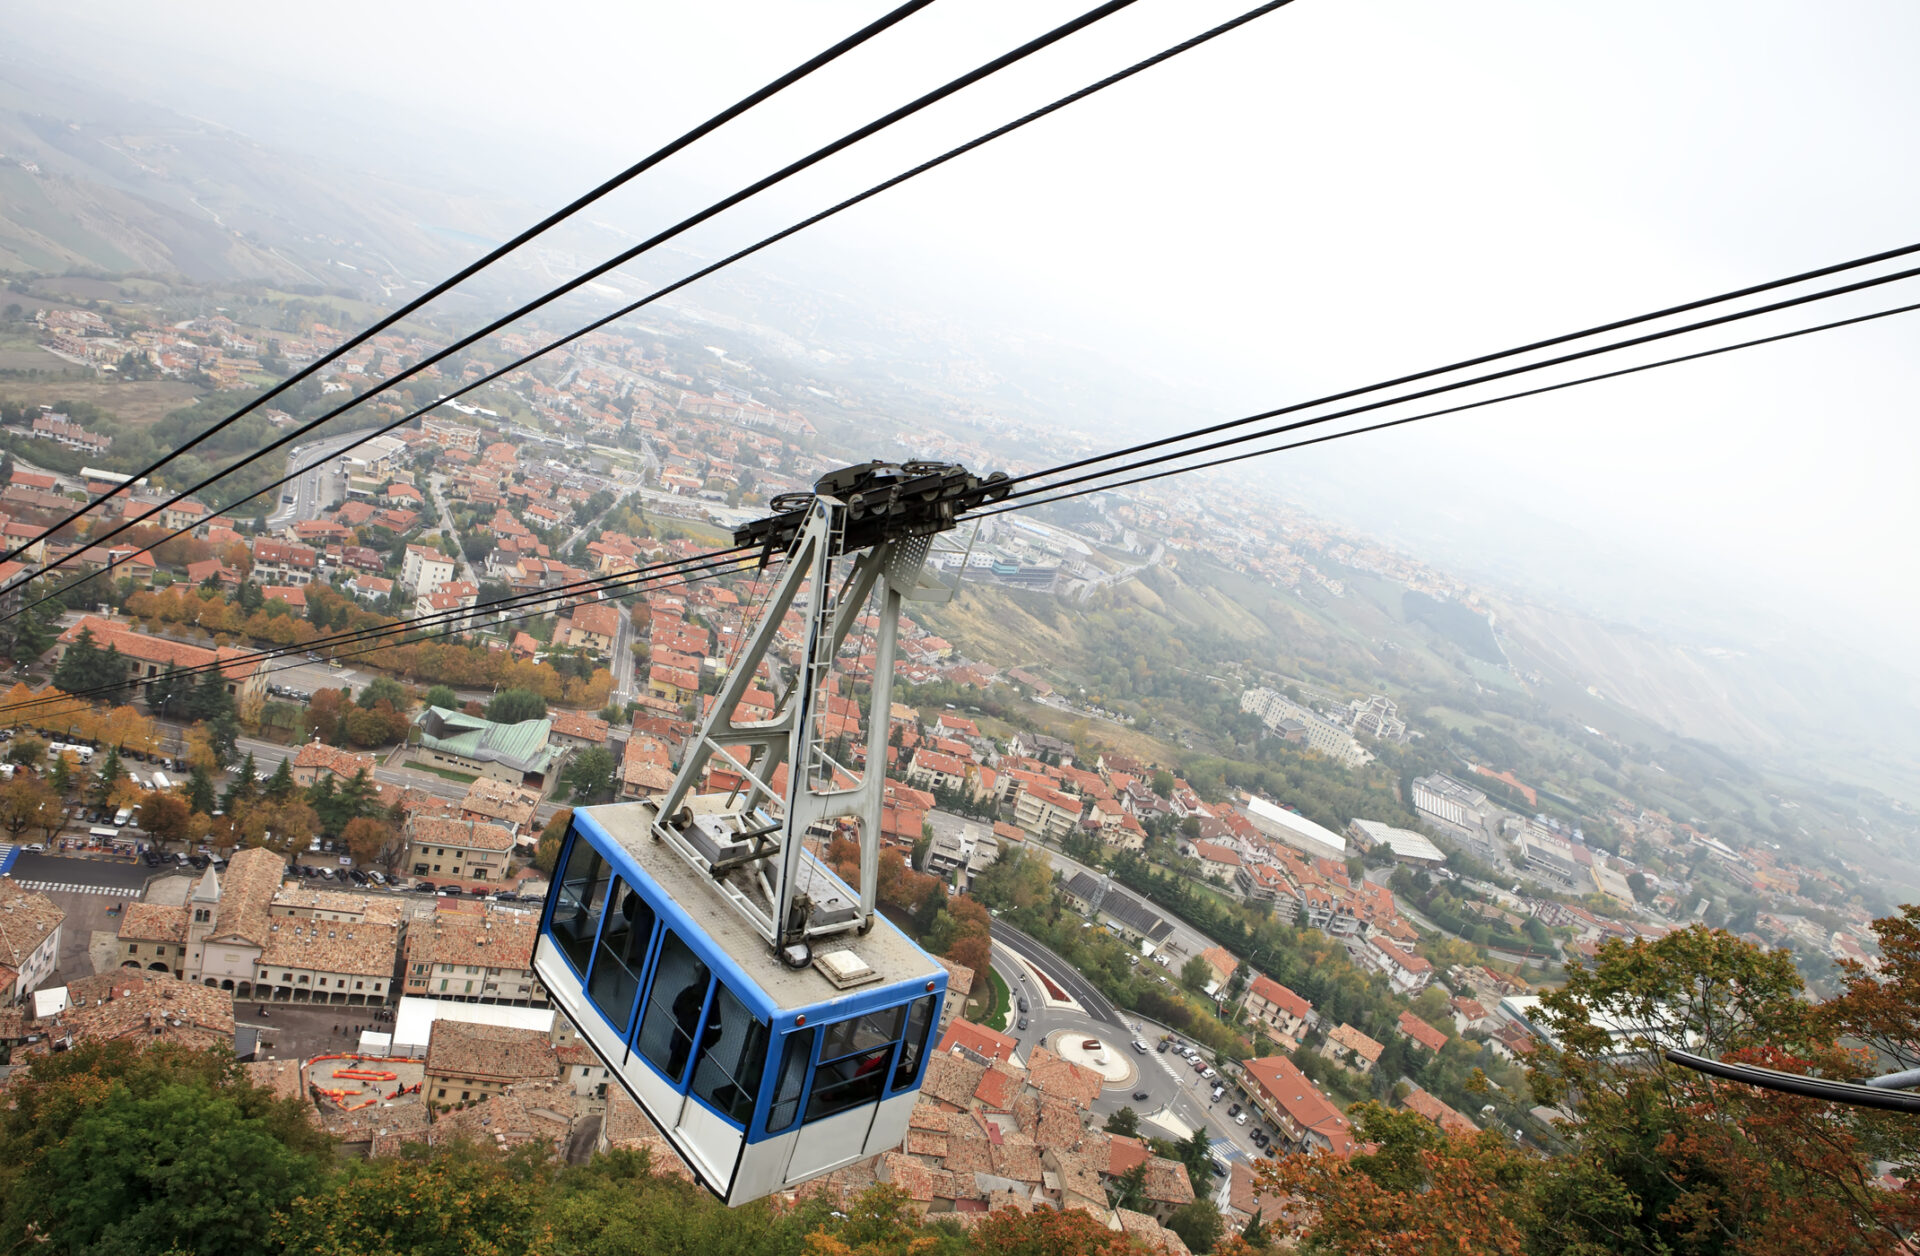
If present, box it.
[0,0,939,569]
[992,240,1920,495]
[969,295,1920,517]
[982,259,1920,512]
[5,550,759,723]
[3,0,1296,625]
[0,0,1143,605]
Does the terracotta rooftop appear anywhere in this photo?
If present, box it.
[117,901,187,944]
[424,1020,558,1084]
[404,910,537,971]
[409,816,517,853]
[259,918,400,977]
[0,879,63,977]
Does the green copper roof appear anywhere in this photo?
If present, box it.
[414,706,561,776]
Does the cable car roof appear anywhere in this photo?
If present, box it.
[574,802,943,1020]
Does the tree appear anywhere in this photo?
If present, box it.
[186,764,217,817]
[8,735,45,767]
[49,750,76,798]
[91,745,125,805]
[1181,955,1215,993]
[533,808,570,877]
[561,746,617,804]
[1108,1159,1150,1211]
[262,757,296,802]
[357,676,408,710]
[273,1145,544,1256]
[144,662,191,719]
[1104,1105,1141,1137]
[1165,1199,1226,1254]
[487,688,547,723]
[52,628,132,705]
[27,1078,324,1256]
[0,776,53,837]
[1152,769,1175,797]
[424,684,458,710]
[139,791,192,847]
[342,816,396,866]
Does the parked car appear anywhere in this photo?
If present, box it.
[22,842,44,852]
[443,885,463,895]
[1235,1111,1250,1126]
[1202,1067,1217,1080]
[348,869,368,885]
[414,882,437,894]
[1130,1040,1147,1054]
[1016,1017,1028,1031]
[1228,1103,1242,1118]
[1155,1042,1170,1054]
[1191,1059,1207,1073]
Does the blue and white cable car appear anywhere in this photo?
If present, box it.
[536,465,1001,1204]
[537,803,945,1202]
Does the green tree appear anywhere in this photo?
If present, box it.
[186,764,217,817]
[562,746,617,804]
[1107,1159,1149,1211]
[262,756,296,802]
[1165,1199,1226,1254]
[143,662,190,719]
[52,627,132,704]
[1104,1105,1141,1137]
[92,745,125,805]
[8,735,45,767]
[1181,955,1214,992]
[424,684,458,710]
[28,1079,324,1256]
[357,676,408,711]
[487,688,546,723]
[275,1143,544,1256]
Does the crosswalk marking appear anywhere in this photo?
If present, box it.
[0,845,16,877]
[10,880,138,897]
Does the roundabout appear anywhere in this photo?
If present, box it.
[1044,1029,1137,1088]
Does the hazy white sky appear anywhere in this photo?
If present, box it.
[15,0,1920,661]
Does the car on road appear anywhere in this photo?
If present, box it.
[414,882,436,894]
[1155,1041,1170,1053]
[1016,1017,1028,1031]
[1131,1040,1147,1054]
[1132,1090,1149,1101]
[348,869,369,885]
[1017,996,1029,1013]
[1228,1103,1242,1117]
[22,843,43,852]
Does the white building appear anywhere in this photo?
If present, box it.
[1348,818,1447,866]
[1239,794,1347,861]
[1239,688,1373,767]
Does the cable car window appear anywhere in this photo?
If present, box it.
[634,929,712,1085]
[587,879,656,1033]
[766,1027,815,1134]
[891,995,936,1091]
[817,1005,905,1063]
[804,1045,893,1125]
[552,831,612,975]
[690,981,769,1125]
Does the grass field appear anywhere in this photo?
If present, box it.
[971,965,1011,1032]
[0,376,201,424]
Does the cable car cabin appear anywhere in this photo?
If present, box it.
[536,802,947,1205]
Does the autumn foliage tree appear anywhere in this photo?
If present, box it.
[1264,923,1920,1256]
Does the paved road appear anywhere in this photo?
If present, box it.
[9,850,154,895]
[426,474,479,588]
[610,601,636,704]
[990,920,1274,1162]
[266,428,380,529]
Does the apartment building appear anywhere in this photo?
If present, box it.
[406,816,517,884]
[403,907,547,1006]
